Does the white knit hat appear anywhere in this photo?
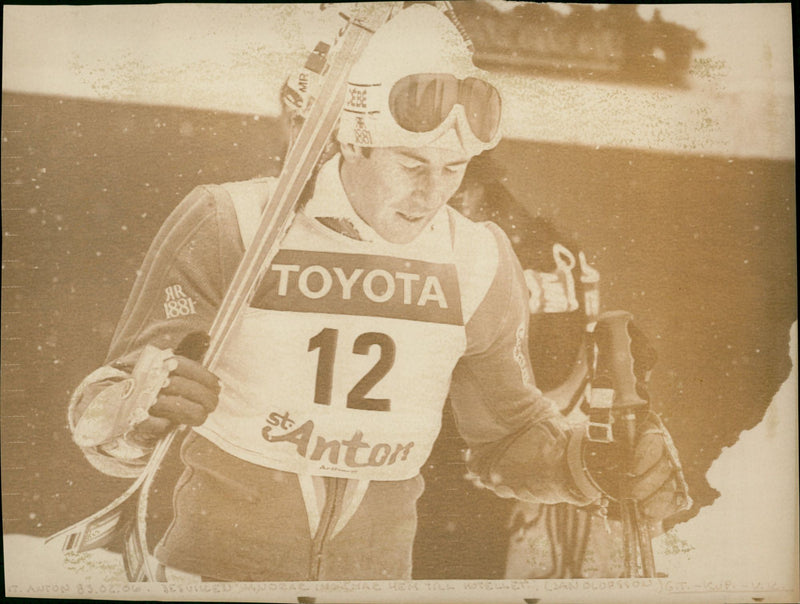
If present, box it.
[336,4,502,156]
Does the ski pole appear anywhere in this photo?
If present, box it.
[595,310,656,577]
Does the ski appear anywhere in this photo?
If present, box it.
[44,430,169,553]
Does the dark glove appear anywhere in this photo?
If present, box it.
[129,332,219,446]
[129,355,220,445]
[582,412,692,523]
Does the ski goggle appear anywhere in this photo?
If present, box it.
[388,73,502,144]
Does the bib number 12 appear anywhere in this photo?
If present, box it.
[308,328,396,411]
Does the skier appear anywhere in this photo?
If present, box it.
[67,4,688,581]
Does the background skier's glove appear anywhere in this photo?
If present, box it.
[582,412,692,522]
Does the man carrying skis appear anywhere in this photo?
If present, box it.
[67,4,688,581]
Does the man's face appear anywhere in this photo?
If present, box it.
[340,145,472,244]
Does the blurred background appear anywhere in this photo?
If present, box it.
[2,2,795,581]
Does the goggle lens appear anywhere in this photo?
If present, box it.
[389,74,501,143]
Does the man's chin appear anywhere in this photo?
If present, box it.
[381,224,427,244]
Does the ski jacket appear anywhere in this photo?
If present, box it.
[69,156,600,581]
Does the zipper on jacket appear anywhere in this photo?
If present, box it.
[309,476,343,580]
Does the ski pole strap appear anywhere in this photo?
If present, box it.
[565,427,602,503]
[585,386,614,443]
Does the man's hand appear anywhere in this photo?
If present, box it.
[152,355,220,425]
[627,415,692,521]
[129,355,220,446]
[583,412,692,523]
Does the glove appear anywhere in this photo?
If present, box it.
[582,411,692,523]
[128,332,219,446]
[129,354,220,446]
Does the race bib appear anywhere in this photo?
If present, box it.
[196,249,467,481]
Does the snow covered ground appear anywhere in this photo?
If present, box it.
[4,534,129,586]
[2,535,201,587]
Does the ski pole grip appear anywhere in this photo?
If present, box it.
[594,311,648,412]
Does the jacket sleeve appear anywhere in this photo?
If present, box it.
[68,185,244,477]
[449,223,601,505]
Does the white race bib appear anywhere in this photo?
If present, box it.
[197,247,467,481]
